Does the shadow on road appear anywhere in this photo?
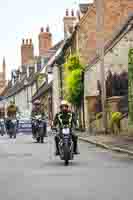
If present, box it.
[40,159,88,168]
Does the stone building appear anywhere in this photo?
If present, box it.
[63,0,133,130]
[84,14,133,132]
[71,0,133,66]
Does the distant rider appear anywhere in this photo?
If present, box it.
[5,101,18,134]
[31,100,47,138]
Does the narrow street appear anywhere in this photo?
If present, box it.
[0,134,133,200]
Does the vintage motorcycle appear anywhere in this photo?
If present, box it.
[32,115,46,143]
[6,119,18,139]
[56,126,74,166]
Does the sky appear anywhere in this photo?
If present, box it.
[0,0,93,79]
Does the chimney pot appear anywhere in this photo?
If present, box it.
[22,39,25,44]
[66,9,69,16]
[46,25,50,32]
[26,39,28,44]
[71,9,74,16]
[29,39,32,44]
[41,27,44,32]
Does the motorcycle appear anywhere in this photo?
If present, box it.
[32,115,46,143]
[57,126,74,166]
[7,119,18,139]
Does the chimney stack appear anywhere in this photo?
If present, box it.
[38,25,52,57]
[63,9,77,39]
[21,38,34,66]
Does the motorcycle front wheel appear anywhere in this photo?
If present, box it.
[64,160,69,166]
[64,144,69,166]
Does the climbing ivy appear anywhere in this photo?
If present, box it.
[64,54,84,107]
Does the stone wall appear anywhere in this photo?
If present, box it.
[84,24,133,131]
[85,28,133,98]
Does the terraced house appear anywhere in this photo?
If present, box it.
[2,27,56,118]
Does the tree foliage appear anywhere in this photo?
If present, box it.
[64,54,84,107]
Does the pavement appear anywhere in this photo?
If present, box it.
[0,133,133,200]
[79,132,133,156]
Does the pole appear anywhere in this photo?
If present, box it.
[95,0,107,133]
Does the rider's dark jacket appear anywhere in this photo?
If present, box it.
[31,108,45,119]
[53,111,77,129]
[31,108,46,135]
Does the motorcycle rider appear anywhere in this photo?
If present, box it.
[31,100,47,139]
[53,100,79,155]
[5,101,18,136]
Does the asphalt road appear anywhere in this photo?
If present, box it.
[0,133,133,200]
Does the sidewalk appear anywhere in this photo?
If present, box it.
[78,132,133,156]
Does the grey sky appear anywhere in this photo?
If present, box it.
[0,0,93,79]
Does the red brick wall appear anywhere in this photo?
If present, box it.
[38,28,52,57]
[21,39,34,66]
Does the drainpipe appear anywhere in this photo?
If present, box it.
[59,64,63,100]
[82,71,85,130]
[95,0,107,133]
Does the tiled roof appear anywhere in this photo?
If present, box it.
[5,75,28,98]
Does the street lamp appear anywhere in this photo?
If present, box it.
[95,0,107,133]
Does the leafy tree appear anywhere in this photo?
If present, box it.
[64,54,84,107]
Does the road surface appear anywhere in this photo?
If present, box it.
[0,134,133,200]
